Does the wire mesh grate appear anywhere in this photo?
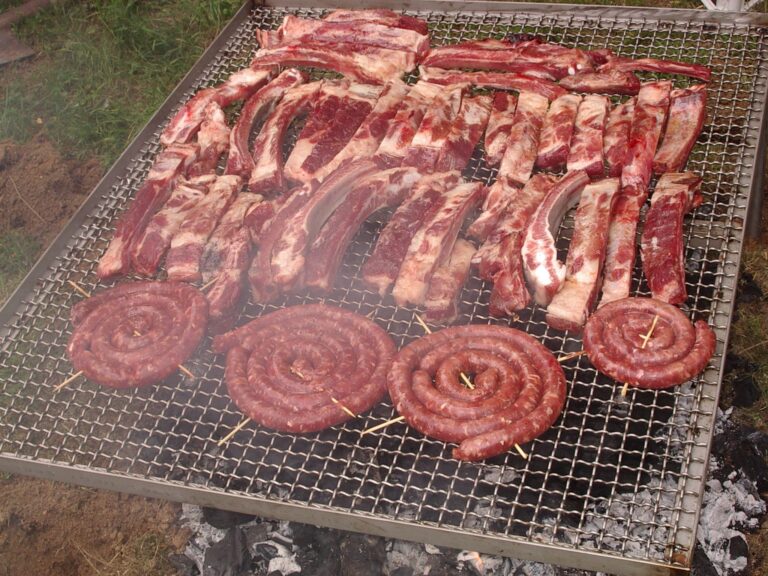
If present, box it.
[1,4,767,574]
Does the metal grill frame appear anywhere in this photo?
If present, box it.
[2,2,768,575]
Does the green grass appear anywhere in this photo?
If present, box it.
[1,0,241,165]
[0,231,39,304]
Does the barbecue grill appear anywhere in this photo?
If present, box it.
[2,2,767,574]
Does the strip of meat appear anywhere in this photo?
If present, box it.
[418,66,566,100]
[599,57,712,83]
[466,178,517,243]
[516,40,595,78]
[166,175,241,282]
[522,170,591,306]
[622,81,672,195]
[474,174,556,281]
[200,192,263,333]
[161,67,273,146]
[498,91,550,187]
[188,102,230,177]
[484,92,517,167]
[536,93,581,171]
[641,172,703,305]
[248,184,314,302]
[653,85,707,174]
[248,81,322,195]
[284,82,381,184]
[386,324,566,461]
[97,143,199,279]
[598,192,645,307]
[424,239,476,322]
[362,171,462,295]
[567,95,609,177]
[225,69,306,178]
[68,282,208,388]
[583,297,715,389]
[434,95,492,172]
[376,81,444,167]
[270,160,380,288]
[603,98,636,178]
[403,83,466,171]
[213,304,396,432]
[270,14,429,56]
[251,42,416,84]
[323,8,429,36]
[131,175,214,277]
[304,167,423,292]
[392,181,483,306]
[558,70,640,95]
[313,80,409,182]
[545,178,621,332]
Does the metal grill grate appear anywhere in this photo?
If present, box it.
[2,3,767,574]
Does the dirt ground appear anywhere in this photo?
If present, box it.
[0,135,189,576]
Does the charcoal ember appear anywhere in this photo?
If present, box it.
[202,527,249,576]
[202,507,257,529]
[389,567,414,576]
[731,372,762,407]
[339,533,386,576]
[693,543,720,576]
[724,354,757,376]
[169,553,199,576]
[727,534,750,564]
[736,271,763,304]
[713,421,768,491]
[291,524,341,575]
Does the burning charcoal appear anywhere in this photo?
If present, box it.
[389,567,414,576]
[724,354,758,375]
[713,421,768,491]
[291,524,341,576]
[202,507,257,529]
[202,527,249,576]
[339,533,386,576]
[169,553,199,576]
[693,545,720,576]
[736,270,763,304]
[731,372,762,407]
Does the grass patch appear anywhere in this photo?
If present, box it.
[1,0,242,166]
[74,532,176,576]
[0,231,39,304]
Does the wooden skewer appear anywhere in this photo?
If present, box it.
[621,383,630,397]
[640,314,659,350]
[199,277,218,292]
[414,314,475,390]
[514,444,529,460]
[217,417,250,446]
[67,280,91,299]
[558,350,585,363]
[290,366,356,417]
[53,370,84,392]
[361,416,405,436]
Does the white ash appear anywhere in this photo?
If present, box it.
[180,503,230,572]
[386,540,436,575]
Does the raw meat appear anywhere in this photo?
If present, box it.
[653,84,707,174]
[484,92,518,167]
[536,93,581,171]
[566,94,609,177]
[498,91,550,187]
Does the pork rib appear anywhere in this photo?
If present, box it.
[567,95,609,177]
[424,238,476,322]
[201,192,264,333]
[269,14,429,56]
[653,84,707,174]
[284,82,381,184]
[251,42,415,84]
[484,92,518,167]
[313,80,409,182]
[558,70,640,95]
[536,93,581,171]
[418,66,566,101]
[622,81,671,195]
[641,172,703,305]
[522,170,591,306]
[376,81,444,167]
[473,174,556,281]
[322,9,429,36]
[498,91,550,187]
[304,167,423,292]
[603,98,636,178]
[97,143,199,279]
[545,178,621,331]
[392,181,483,306]
[435,94,492,172]
[270,160,380,288]
[466,178,517,243]
[225,69,306,178]
[403,83,466,171]
[248,81,322,195]
[131,175,214,277]
[188,102,230,177]
[362,172,462,295]
[598,192,645,307]
[161,67,273,146]
[166,175,241,283]
[599,57,711,83]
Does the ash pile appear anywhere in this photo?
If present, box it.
[171,401,765,576]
